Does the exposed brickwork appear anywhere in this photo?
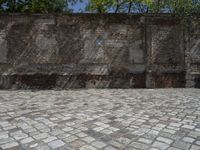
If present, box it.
[0,14,199,89]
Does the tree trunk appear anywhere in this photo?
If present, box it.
[115,4,119,13]
[128,2,133,13]
[12,0,16,13]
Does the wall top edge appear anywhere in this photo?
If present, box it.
[0,13,177,17]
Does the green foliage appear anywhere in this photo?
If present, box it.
[0,0,81,13]
[29,0,66,13]
[86,0,199,34]
[86,0,199,14]
[0,0,199,35]
[86,0,114,13]
[1,0,199,15]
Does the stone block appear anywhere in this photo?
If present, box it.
[84,64,110,75]
[0,23,9,63]
[149,25,184,64]
[129,40,145,64]
[191,39,200,63]
[0,40,7,63]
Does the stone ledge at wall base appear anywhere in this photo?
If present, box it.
[0,13,199,89]
[191,73,200,88]
[0,72,198,90]
[0,74,146,89]
[0,73,187,89]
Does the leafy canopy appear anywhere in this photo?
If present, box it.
[87,0,200,31]
[0,0,199,14]
[0,0,81,13]
[87,0,200,14]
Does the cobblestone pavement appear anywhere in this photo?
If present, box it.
[0,89,200,150]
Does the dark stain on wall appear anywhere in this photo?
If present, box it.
[195,75,200,88]
[153,72,186,88]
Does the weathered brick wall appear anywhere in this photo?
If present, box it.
[0,14,199,89]
[185,22,200,88]
[145,16,186,88]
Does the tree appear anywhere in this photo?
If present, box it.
[86,0,199,34]
[0,0,81,13]
[87,0,144,13]
[86,0,114,13]
[0,0,7,12]
[86,0,199,14]
[29,0,66,13]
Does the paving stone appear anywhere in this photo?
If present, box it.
[0,138,15,145]
[30,143,38,148]
[182,137,195,143]
[182,125,195,130]
[3,125,17,130]
[91,141,107,149]
[62,127,74,132]
[100,129,113,134]
[153,126,163,131]
[104,146,118,150]
[169,123,182,128]
[172,141,191,150]
[100,135,112,143]
[93,127,104,132]
[63,135,78,143]
[34,145,51,150]
[86,129,105,138]
[23,128,37,133]
[109,140,123,148]
[57,133,70,139]
[149,130,159,135]
[20,137,34,144]
[48,140,66,149]
[33,133,49,140]
[43,136,57,143]
[82,136,95,143]
[39,127,51,133]
[80,145,97,150]
[130,141,150,150]
[167,126,179,131]
[188,131,200,138]
[132,130,146,136]
[190,145,200,150]
[157,137,173,144]
[79,127,89,131]
[50,129,65,136]
[117,137,131,144]
[70,140,85,148]
[152,141,170,150]
[0,133,9,139]
[76,132,88,138]
[196,141,200,145]
[167,147,181,150]
[10,131,28,140]
[0,141,19,150]
[29,131,41,137]
[138,138,153,144]
[142,133,157,140]
[109,127,120,131]
[163,129,176,134]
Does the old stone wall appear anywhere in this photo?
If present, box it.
[0,14,199,89]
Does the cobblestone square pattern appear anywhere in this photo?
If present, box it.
[0,89,200,150]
